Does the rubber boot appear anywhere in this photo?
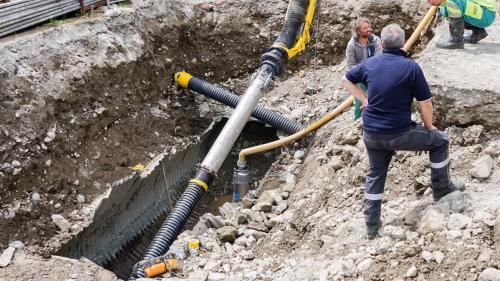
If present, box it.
[366,220,381,240]
[433,181,465,202]
[436,17,464,49]
[464,26,488,44]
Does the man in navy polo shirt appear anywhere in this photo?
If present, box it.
[341,24,464,239]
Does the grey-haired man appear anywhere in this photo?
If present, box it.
[342,24,464,239]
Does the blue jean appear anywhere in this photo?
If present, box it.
[440,0,496,28]
[362,124,451,225]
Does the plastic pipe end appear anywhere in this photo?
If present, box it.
[174,71,193,89]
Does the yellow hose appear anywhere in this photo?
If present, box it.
[238,96,354,164]
[403,6,438,52]
[238,6,438,163]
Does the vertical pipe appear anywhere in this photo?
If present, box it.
[200,67,273,173]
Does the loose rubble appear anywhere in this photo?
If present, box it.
[0,0,498,280]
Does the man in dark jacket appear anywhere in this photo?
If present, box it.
[342,23,464,239]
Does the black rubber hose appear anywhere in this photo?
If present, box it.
[135,182,204,278]
[188,76,303,134]
[274,0,308,49]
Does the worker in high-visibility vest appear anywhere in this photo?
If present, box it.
[428,0,496,49]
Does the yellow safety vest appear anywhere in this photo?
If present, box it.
[471,0,496,12]
[442,0,497,19]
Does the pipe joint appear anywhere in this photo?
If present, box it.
[260,48,288,77]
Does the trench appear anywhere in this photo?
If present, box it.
[57,119,279,280]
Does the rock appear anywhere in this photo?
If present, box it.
[437,191,465,213]
[235,213,249,225]
[51,214,71,231]
[204,260,220,272]
[484,140,500,156]
[462,125,484,144]
[474,211,494,224]
[167,240,189,260]
[419,208,446,234]
[414,174,431,195]
[356,258,373,272]
[44,125,56,143]
[198,102,210,117]
[340,130,359,145]
[283,173,296,192]
[448,213,471,230]
[275,201,288,214]
[495,214,500,245]
[247,221,268,233]
[405,265,418,278]
[257,190,276,205]
[234,236,247,247]
[32,192,41,202]
[294,150,305,159]
[224,243,234,257]
[77,194,85,203]
[207,272,226,281]
[477,250,491,263]
[241,198,256,209]
[219,202,240,220]
[445,230,463,239]
[188,270,208,281]
[252,202,272,212]
[216,226,238,243]
[206,214,225,229]
[232,264,244,272]
[406,231,419,241]
[0,246,15,267]
[11,160,20,167]
[433,251,445,264]
[240,250,255,260]
[383,225,406,240]
[328,260,354,277]
[478,268,500,281]
[327,156,344,171]
[8,241,24,249]
[470,155,494,179]
[246,210,264,222]
[12,168,22,175]
[192,220,209,236]
[421,251,433,263]
[403,245,420,257]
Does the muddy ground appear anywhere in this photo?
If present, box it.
[0,0,499,280]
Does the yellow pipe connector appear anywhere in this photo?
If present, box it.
[173,71,193,89]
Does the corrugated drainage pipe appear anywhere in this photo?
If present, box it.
[131,0,316,278]
[174,72,304,135]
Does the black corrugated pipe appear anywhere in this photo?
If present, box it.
[131,0,314,278]
[274,0,309,50]
[174,72,304,134]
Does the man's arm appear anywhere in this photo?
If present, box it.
[346,40,356,69]
[342,75,368,107]
[418,99,437,130]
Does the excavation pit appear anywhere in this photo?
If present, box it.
[56,119,279,279]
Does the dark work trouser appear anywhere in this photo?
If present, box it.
[362,124,451,226]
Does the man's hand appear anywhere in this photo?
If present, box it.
[426,124,438,131]
[360,101,368,111]
[427,0,444,6]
